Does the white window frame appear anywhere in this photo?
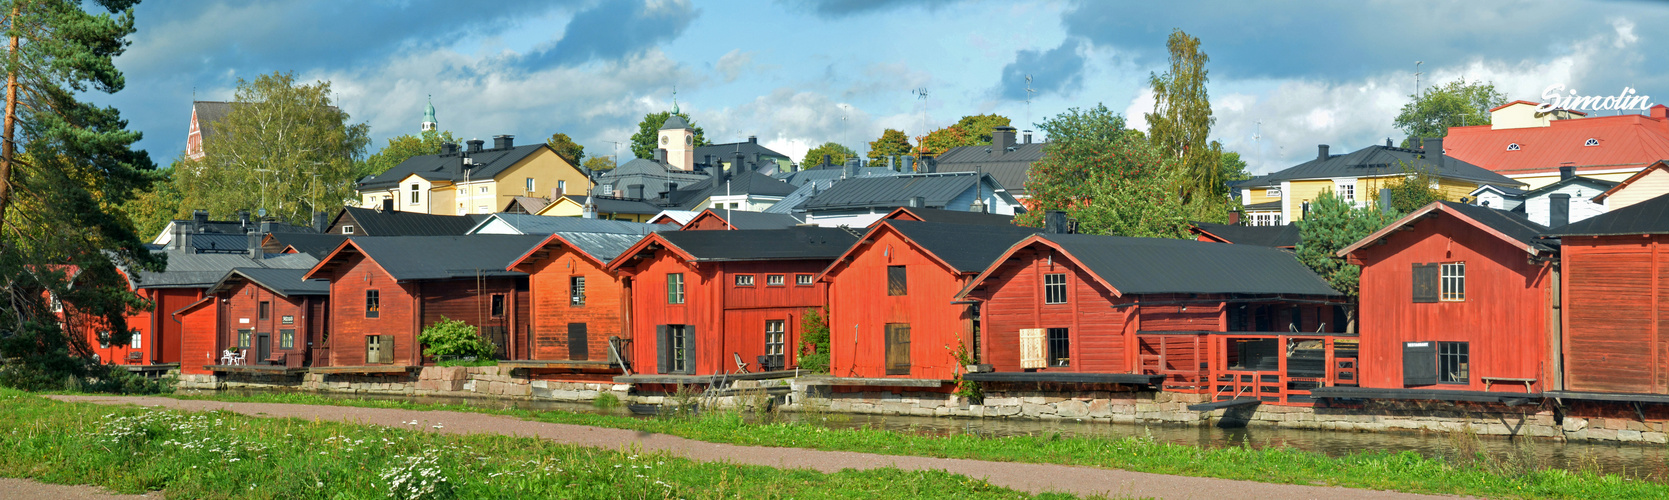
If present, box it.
[526,177,535,192]
[1044,273,1067,304]
[409,184,421,204]
[557,180,567,194]
[765,320,785,358]
[479,186,489,194]
[130,331,142,349]
[795,274,814,286]
[1335,180,1356,205]
[1440,262,1465,301]
[342,225,355,235]
[766,274,785,286]
[735,274,755,287]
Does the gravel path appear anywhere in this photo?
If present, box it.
[51,395,1462,499]
[0,478,156,499]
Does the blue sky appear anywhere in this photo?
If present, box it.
[91,0,1669,174]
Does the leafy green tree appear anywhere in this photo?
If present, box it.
[582,155,616,172]
[917,114,1014,156]
[545,132,584,166]
[121,166,184,240]
[1394,79,1506,145]
[355,129,458,180]
[1373,164,1448,213]
[797,308,830,373]
[1019,105,1193,238]
[181,71,370,226]
[0,0,167,391]
[629,111,706,160]
[1146,28,1226,208]
[866,128,913,164]
[801,142,856,167]
[1295,190,1399,302]
[952,114,1011,144]
[1219,151,1251,184]
[418,317,497,359]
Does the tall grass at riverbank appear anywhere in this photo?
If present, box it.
[0,389,1080,499]
[167,390,1669,499]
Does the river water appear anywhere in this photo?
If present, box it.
[206,390,1669,480]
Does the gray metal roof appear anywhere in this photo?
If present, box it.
[800,172,1006,211]
[653,226,858,262]
[330,235,546,281]
[1190,222,1300,248]
[549,232,647,262]
[892,207,1017,226]
[336,206,489,236]
[1040,233,1340,296]
[767,168,904,214]
[135,252,318,289]
[1543,192,1669,237]
[1247,144,1522,187]
[467,213,667,235]
[689,210,803,229]
[695,140,788,163]
[1439,201,1556,251]
[564,195,665,215]
[934,142,1048,196]
[885,220,1041,273]
[209,267,329,297]
[1519,176,1619,199]
[659,115,689,130]
[357,143,554,191]
[270,233,350,259]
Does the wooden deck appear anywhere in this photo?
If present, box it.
[206,364,307,375]
[795,376,947,388]
[308,365,417,375]
[614,369,802,385]
[497,360,616,370]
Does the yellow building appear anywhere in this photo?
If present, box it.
[1234,140,1525,225]
[355,135,590,216]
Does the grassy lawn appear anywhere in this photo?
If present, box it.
[0,389,1082,499]
[163,390,1669,499]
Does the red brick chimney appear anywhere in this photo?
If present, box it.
[1651,104,1668,120]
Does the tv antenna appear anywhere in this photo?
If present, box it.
[1414,61,1424,98]
[913,87,929,155]
[1024,75,1035,128]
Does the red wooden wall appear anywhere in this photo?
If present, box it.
[825,228,974,380]
[681,212,733,231]
[177,299,218,375]
[623,249,825,376]
[1352,213,1553,391]
[147,288,199,363]
[967,244,1132,374]
[1562,234,1669,394]
[522,245,626,362]
[415,277,526,358]
[218,280,324,365]
[324,253,421,367]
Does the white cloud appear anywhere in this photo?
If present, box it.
[715,49,754,83]
[1122,88,1154,132]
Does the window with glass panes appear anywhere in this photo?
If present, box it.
[1047,328,1070,367]
[667,273,685,304]
[766,274,784,286]
[365,290,380,318]
[796,274,813,286]
[280,329,294,349]
[1440,262,1465,301]
[765,320,785,368]
[1044,273,1067,304]
[570,276,586,306]
[1438,342,1469,383]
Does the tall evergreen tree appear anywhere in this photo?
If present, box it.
[1146,29,1225,206]
[0,0,167,391]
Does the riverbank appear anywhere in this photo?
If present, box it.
[148,390,1669,499]
[0,390,1076,499]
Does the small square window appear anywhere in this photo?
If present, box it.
[766,275,784,286]
[490,294,506,317]
[479,186,489,193]
[342,225,355,234]
[735,274,755,287]
[258,301,270,320]
[795,274,814,286]
[667,273,685,304]
[1439,342,1469,384]
[1044,273,1067,304]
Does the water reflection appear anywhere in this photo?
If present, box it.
[203,390,1669,480]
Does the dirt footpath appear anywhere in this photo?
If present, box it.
[0,477,156,499]
[51,395,1462,500]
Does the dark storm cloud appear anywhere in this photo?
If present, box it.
[998,38,1084,100]
[518,0,696,69]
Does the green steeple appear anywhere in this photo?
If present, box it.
[423,95,437,124]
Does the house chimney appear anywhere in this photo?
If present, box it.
[381,198,395,213]
[177,223,193,252]
[654,148,667,163]
[843,158,858,180]
[1227,209,1241,225]
[627,184,644,199]
[442,142,458,155]
[1560,165,1576,180]
[822,154,832,168]
[312,211,328,233]
[1044,210,1069,233]
[238,210,250,229]
[1550,193,1571,227]
[902,156,915,172]
[970,198,988,213]
[170,222,185,250]
[247,232,263,260]
[1024,130,1033,144]
[992,126,1016,157]
[193,209,209,226]
[748,135,757,144]
[1380,188,1394,215]
[1424,138,1444,160]
[907,196,925,208]
[1317,144,1330,160]
[732,152,745,180]
[920,154,937,173]
[466,139,485,153]
[1652,104,1668,120]
[493,135,513,149]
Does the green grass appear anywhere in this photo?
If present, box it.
[165,390,1669,499]
[432,358,497,367]
[0,389,1083,499]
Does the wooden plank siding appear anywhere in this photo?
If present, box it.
[415,277,526,359]
[322,253,423,367]
[176,299,218,374]
[215,280,325,367]
[1351,213,1553,392]
[1561,234,1669,394]
[149,288,200,364]
[825,228,974,380]
[518,244,626,363]
[970,246,1129,374]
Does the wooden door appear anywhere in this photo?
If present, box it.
[885,324,911,375]
[567,323,589,361]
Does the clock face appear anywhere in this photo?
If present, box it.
[686,135,693,145]
[660,136,668,145]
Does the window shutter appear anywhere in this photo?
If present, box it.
[567,323,589,361]
[366,337,376,365]
[384,335,395,365]
[1403,342,1437,386]
[656,325,670,374]
[1411,263,1439,303]
[1019,328,1046,369]
[682,326,697,374]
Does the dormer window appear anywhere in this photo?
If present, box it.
[1584,138,1599,147]
[1506,143,1520,151]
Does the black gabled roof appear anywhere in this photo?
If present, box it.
[1191,222,1300,248]
[565,195,666,215]
[339,206,489,236]
[1440,201,1556,251]
[695,140,788,163]
[1543,192,1669,237]
[269,233,350,259]
[327,235,546,281]
[1040,233,1340,296]
[192,101,236,140]
[210,267,329,297]
[801,173,1002,211]
[356,143,552,191]
[655,226,857,262]
[689,210,803,230]
[660,170,796,210]
[1250,144,1521,187]
[1519,175,1619,199]
[934,142,1048,196]
[886,220,1040,273]
[891,207,1016,226]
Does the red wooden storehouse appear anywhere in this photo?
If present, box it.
[139,235,319,375]
[1330,201,1557,401]
[302,235,544,371]
[1544,192,1669,397]
[62,265,154,367]
[504,230,648,380]
[183,267,329,376]
[678,209,803,231]
[877,206,1017,226]
[818,220,1040,381]
[957,231,1346,405]
[607,226,857,381]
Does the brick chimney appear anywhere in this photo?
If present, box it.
[992,126,1016,157]
[1317,144,1330,160]
[1652,104,1668,120]
[466,139,485,153]
[493,135,514,149]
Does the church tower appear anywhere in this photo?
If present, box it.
[421,95,437,132]
[657,97,694,170]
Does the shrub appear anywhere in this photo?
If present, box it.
[592,392,620,410]
[798,308,830,373]
[418,317,496,360]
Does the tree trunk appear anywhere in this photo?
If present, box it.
[0,3,19,227]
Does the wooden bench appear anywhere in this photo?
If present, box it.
[1482,377,1535,393]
